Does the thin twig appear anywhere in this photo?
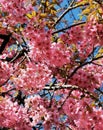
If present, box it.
[65,55,103,84]
[58,88,74,110]
[16,40,30,62]
[96,88,103,95]
[92,62,103,66]
[0,88,16,96]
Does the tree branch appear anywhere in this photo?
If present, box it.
[53,1,88,27]
[58,88,74,110]
[52,21,86,34]
[0,88,16,97]
[94,0,103,5]
[44,84,102,107]
[0,34,12,54]
[65,55,103,84]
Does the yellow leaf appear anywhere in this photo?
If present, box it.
[10,76,15,80]
[32,11,36,16]
[91,101,96,107]
[0,87,2,92]
[53,0,57,3]
[95,47,103,58]
[95,53,101,58]
[79,15,83,20]
[41,0,45,4]
[76,0,88,6]
[26,11,36,19]
[14,27,23,32]
[26,13,33,19]
[19,27,23,31]
[98,47,103,54]
[57,38,64,44]
[46,1,49,6]
[0,87,3,101]
[88,0,93,5]
[14,91,19,97]
[82,8,90,15]
[50,9,57,15]
[0,96,3,101]
[87,10,97,20]
[98,8,103,14]
[71,44,77,52]
[0,22,2,28]
[40,13,47,18]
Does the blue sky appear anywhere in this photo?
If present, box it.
[55,0,86,30]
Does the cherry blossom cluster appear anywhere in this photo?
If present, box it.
[0,0,103,129]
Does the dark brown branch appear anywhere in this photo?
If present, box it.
[43,0,47,13]
[0,88,16,97]
[94,0,103,5]
[92,62,103,66]
[65,55,103,84]
[58,88,74,110]
[16,40,31,62]
[66,126,72,130]
[14,90,26,106]
[93,55,103,61]
[96,88,103,95]
[0,34,12,54]
[10,50,27,63]
[52,21,86,34]
[65,61,87,84]
[48,91,55,108]
[0,49,27,63]
[44,55,103,107]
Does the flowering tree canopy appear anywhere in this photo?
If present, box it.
[0,0,103,129]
